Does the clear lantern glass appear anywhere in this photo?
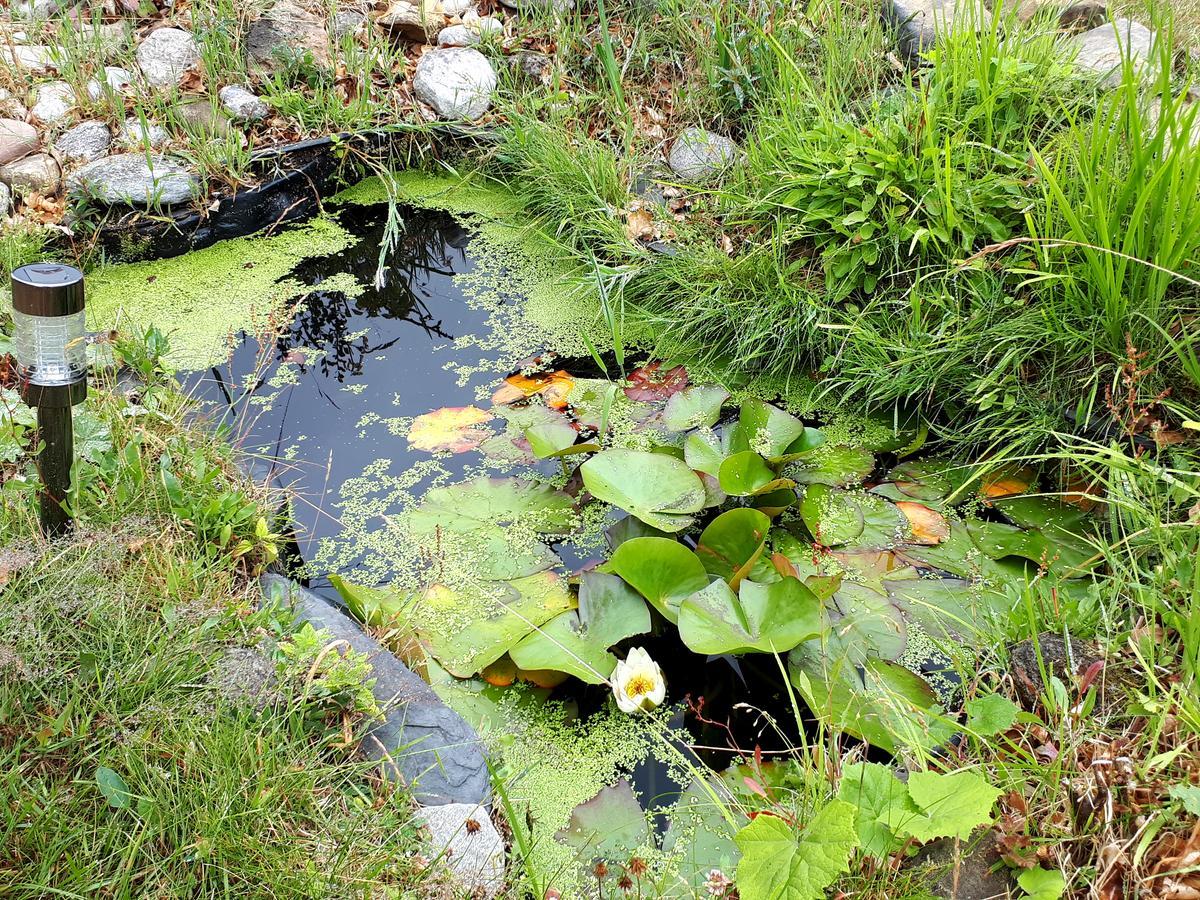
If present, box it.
[11,308,88,386]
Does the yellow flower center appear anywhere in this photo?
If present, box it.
[625,674,655,699]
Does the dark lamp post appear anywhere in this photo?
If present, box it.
[11,263,87,536]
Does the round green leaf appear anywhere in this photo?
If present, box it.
[800,484,865,547]
[739,399,808,459]
[678,576,822,655]
[718,451,794,497]
[696,507,772,587]
[663,385,730,431]
[581,448,706,532]
[609,536,710,622]
[790,445,876,488]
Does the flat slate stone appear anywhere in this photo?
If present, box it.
[69,153,200,206]
[667,127,738,181]
[260,574,491,807]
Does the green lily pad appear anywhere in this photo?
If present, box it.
[884,570,1011,646]
[662,776,741,892]
[828,582,907,663]
[965,519,1093,574]
[800,484,865,547]
[663,385,730,431]
[774,426,827,463]
[525,419,582,458]
[696,508,772,588]
[419,571,576,677]
[581,448,706,532]
[556,779,650,859]
[717,451,795,497]
[684,427,732,477]
[753,487,797,516]
[605,516,669,550]
[609,536,710,623]
[509,572,651,684]
[789,445,876,488]
[678,576,821,655]
[739,399,808,459]
[408,477,577,535]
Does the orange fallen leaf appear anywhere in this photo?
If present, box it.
[770,553,798,578]
[980,466,1036,500]
[407,406,493,453]
[896,501,949,545]
[491,370,574,409]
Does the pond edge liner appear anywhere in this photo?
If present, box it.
[258,572,494,809]
[93,123,502,263]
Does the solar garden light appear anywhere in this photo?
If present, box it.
[10,263,87,537]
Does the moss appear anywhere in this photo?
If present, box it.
[85,217,358,368]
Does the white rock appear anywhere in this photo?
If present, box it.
[31,81,75,126]
[69,152,200,206]
[442,0,475,15]
[55,120,112,163]
[1070,18,1157,87]
[86,66,136,101]
[136,27,201,88]
[412,47,497,121]
[14,0,60,19]
[413,804,505,899]
[0,152,62,196]
[461,7,481,21]
[667,127,739,181]
[1,45,56,73]
[0,119,39,166]
[219,85,271,121]
[0,182,11,216]
[120,116,170,150]
[437,18,501,46]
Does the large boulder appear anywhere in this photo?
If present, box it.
[259,574,492,807]
[413,804,506,898]
[667,127,739,181]
[248,0,331,72]
[883,0,986,66]
[0,119,39,167]
[1069,17,1156,87]
[69,153,200,206]
[136,27,201,88]
[55,121,112,164]
[0,152,62,196]
[412,47,497,121]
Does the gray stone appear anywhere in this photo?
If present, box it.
[412,47,497,121]
[0,182,11,217]
[442,0,475,15]
[136,27,201,88]
[176,99,234,137]
[333,8,368,38]
[884,0,986,66]
[509,49,552,83]
[248,0,331,71]
[55,120,111,163]
[209,646,279,709]
[0,152,62,196]
[667,127,738,181]
[0,45,56,73]
[119,116,169,150]
[69,153,200,206]
[219,85,271,121]
[260,574,491,807]
[0,119,38,166]
[86,66,136,101]
[911,830,1013,899]
[437,18,502,46]
[30,81,75,126]
[1070,17,1156,87]
[13,0,64,18]
[413,803,505,898]
[376,0,442,43]
[1008,631,1105,710]
[0,89,28,121]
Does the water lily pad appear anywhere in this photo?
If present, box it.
[684,427,732,477]
[753,487,797,516]
[581,448,706,532]
[408,477,576,536]
[696,508,772,588]
[739,399,808,459]
[407,405,493,453]
[419,571,576,677]
[662,776,741,892]
[624,362,688,402]
[509,572,651,684]
[790,445,876,487]
[884,570,1009,646]
[828,582,907,663]
[775,426,827,462]
[525,419,590,458]
[605,516,669,550]
[492,370,574,408]
[717,451,795,497]
[609,536,710,622]
[678,576,821,655]
[800,484,865,547]
[663,385,730,431]
[556,779,650,858]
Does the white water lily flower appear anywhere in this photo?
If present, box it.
[612,647,666,714]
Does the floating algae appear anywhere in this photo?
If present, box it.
[86,217,358,369]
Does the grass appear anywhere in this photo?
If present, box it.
[0,329,440,899]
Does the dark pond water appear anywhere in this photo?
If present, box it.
[185,202,832,818]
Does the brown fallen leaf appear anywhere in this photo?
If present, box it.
[624,206,655,243]
[407,405,493,453]
[896,501,949,545]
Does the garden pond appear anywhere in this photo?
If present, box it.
[84,172,1103,895]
